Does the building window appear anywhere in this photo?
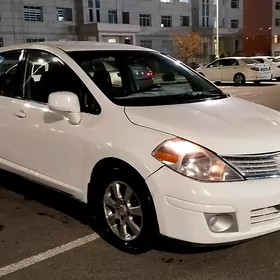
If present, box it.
[161,40,173,53]
[108,10,117,23]
[160,0,172,2]
[26,38,45,43]
[231,0,239,9]
[89,9,94,22]
[202,0,209,27]
[231,19,239,28]
[179,0,189,2]
[57,8,73,22]
[139,14,151,27]
[122,12,130,24]
[0,37,3,47]
[95,0,100,9]
[235,39,239,51]
[88,0,93,8]
[276,2,280,10]
[180,16,189,26]
[24,6,43,22]
[161,15,172,27]
[140,40,152,49]
[276,18,280,27]
[96,10,100,22]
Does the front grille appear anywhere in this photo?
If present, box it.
[251,205,280,227]
[222,152,280,179]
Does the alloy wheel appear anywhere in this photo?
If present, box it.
[103,181,143,241]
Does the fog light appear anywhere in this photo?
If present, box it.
[206,213,235,233]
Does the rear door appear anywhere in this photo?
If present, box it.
[221,58,239,82]
[0,49,27,168]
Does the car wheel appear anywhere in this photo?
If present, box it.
[233,73,245,85]
[88,168,158,253]
[253,81,261,85]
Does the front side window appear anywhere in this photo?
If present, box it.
[24,50,100,114]
[69,50,227,107]
[0,50,23,98]
[207,60,221,67]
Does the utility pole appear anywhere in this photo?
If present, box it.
[216,0,219,58]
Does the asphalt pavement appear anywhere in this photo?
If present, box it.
[1,82,280,280]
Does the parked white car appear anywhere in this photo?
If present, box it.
[196,57,272,85]
[2,42,280,252]
[251,56,280,81]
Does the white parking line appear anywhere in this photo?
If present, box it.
[0,233,99,278]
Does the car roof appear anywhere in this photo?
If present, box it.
[0,41,156,53]
[222,57,252,60]
[251,56,272,58]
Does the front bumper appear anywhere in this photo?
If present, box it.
[146,167,280,244]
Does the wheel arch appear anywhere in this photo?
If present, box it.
[87,157,160,230]
[233,72,246,84]
[86,156,159,204]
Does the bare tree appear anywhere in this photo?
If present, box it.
[172,32,203,64]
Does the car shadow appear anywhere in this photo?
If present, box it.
[0,170,237,255]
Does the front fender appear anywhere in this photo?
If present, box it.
[81,125,169,202]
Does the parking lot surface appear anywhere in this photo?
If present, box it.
[2,82,280,280]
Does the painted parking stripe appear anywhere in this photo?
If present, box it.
[0,233,99,278]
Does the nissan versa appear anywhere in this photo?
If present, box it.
[0,41,280,251]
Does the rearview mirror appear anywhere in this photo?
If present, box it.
[48,91,82,125]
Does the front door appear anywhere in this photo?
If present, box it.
[11,49,93,198]
[221,58,239,82]
[204,60,222,81]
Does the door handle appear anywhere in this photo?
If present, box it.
[14,110,26,118]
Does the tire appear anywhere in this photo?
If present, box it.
[253,81,261,85]
[233,73,245,85]
[88,167,158,253]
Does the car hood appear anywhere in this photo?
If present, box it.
[125,97,280,155]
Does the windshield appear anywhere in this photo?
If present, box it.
[68,50,227,107]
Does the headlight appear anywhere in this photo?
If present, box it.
[152,138,244,182]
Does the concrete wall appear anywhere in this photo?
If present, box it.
[0,0,77,46]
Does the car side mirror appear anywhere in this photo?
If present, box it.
[48,91,82,125]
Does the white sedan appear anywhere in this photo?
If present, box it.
[196,57,271,85]
[1,42,280,252]
[251,56,280,80]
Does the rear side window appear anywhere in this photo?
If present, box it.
[255,58,264,63]
[0,50,24,98]
[242,58,259,64]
